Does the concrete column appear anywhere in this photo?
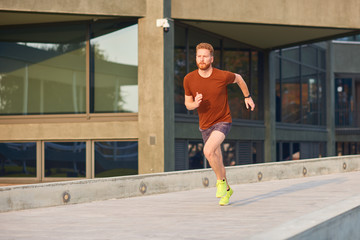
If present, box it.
[326,41,336,156]
[138,0,175,174]
[264,51,276,162]
[163,0,175,171]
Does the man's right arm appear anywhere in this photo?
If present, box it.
[184,93,202,110]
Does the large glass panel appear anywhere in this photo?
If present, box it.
[277,45,326,126]
[282,142,290,160]
[336,34,360,42]
[276,56,282,122]
[318,48,326,70]
[0,24,86,115]
[174,25,188,114]
[250,51,260,120]
[319,72,326,126]
[293,143,300,160]
[301,45,317,66]
[356,81,360,128]
[0,142,36,177]
[188,141,204,169]
[44,142,86,178]
[252,141,264,164]
[224,46,250,119]
[222,141,236,166]
[281,60,300,123]
[335,78,353,126]
[91,22,138,113]
[301,66,318,125]
[95,141,138,177]
[282,46,299,61]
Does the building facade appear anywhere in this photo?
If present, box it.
[0,0,359,183]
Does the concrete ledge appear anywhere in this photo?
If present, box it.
[250,194,360,240]
[0,155,359,212]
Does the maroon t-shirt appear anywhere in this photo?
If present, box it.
[183,68,235,129]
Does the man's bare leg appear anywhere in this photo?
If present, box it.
[203,130,229,188]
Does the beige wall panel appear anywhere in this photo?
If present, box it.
[138,0,165,174]
[0,0,146,17]
[172,0,360,29]
[0,121,138,141]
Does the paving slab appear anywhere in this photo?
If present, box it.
[1,171,360,240]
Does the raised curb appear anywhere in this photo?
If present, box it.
[0,155,359,212]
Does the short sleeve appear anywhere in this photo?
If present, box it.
[225,71,236,85]
[183,75,192,96]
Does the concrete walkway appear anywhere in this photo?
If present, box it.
[1,171,360,240]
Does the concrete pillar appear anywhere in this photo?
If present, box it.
[163,0,175,171]
[138,0,175,174]
[264,51,276,162]
[326,41,336,156]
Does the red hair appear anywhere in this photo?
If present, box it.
[196,43,214,56]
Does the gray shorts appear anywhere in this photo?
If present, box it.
[199,122,232,144]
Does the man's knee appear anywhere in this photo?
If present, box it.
[203,146,220,160]
[203,146,214,160]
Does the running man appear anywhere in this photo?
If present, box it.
[183,43,255,206]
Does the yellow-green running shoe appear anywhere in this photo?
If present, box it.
[216,179,227,198]
[219,187,233,206]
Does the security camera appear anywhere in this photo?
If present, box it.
[156,18,170,32]
[163,21,170,32]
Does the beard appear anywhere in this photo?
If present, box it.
[197,62,211,70]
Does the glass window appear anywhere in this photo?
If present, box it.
[174,25,188,114]
[224,48,250,119]
[91,22,138,113]
[181,139,264,170]
[335,34,360,42]
[222,141,236,166]
[0,24,86,115]
[301,67,318,125]
[44,142,86,177]
[276,45,326,125]
[301,45,317,66]
[252,141,264,164]
[251,51,261,120]
[277,142,299,161]
[281,59,300,123]
[319,72,326,125]
[278,141,325,160]
[276,56,282,122]
[318,48,326,69]
[188,141,205,169]
[293,143,300,160]
[335,78,353,127]
[0,142,36,177]
[282,46,299,61]
[282,142,291,160]
[94,141,138,177]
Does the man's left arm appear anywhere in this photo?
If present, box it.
[233,73,255,111]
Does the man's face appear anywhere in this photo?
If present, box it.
[196,48,213,70]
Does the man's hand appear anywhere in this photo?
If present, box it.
[194,92,203,108]
[184,92,203,110]
[245,97,255,111]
